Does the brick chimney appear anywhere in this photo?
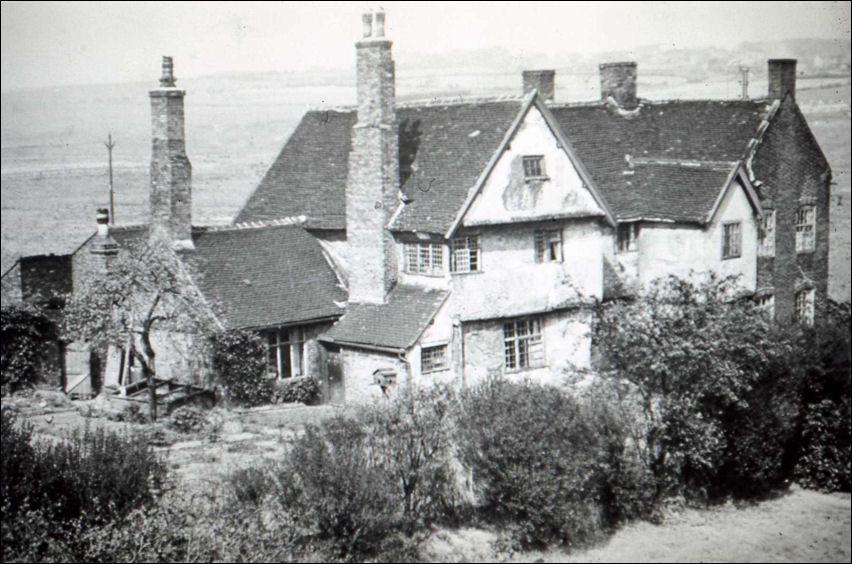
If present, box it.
[599,62,638,109]
[149,56,193,251]
[522,70,555,102]
[345,9,399,304]
[768,59,797,100]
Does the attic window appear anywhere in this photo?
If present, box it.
[722,222,742,259]
[522,156,546,180]
[404,242,444,276]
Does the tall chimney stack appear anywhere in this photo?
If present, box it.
[599,62,638,109]
[768,59,797,100]
[90,208,118,270]
[345,9,399,304]
[522,70,555,102]
[149,56,193,251]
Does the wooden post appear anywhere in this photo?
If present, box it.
[105,133,116,224]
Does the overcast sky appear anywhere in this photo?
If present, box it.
[2,1,850,91]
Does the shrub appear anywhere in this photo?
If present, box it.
[456,377,616,548]
[211,330,275,407]
[1,410,168,561]
[1,304,56,393]
[274,415,400,561]
[795,397,852,492]
[277,377,322,405]
[228,465,274,507]
[167,405,208,434]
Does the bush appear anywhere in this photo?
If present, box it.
[795,397,852,492]
[211,330,275,407]
[1,409,168,561]
[1,304,56,393]
[276,377,322,405]
[456,377,627,548]
[167,405,208,434]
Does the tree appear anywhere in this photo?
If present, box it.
[64,238,220,421]
[594,274,799,500]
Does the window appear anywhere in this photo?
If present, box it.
[756,293,775,321]
[758,210,776,257]
[267,328,304,379]
[421,345,449,373]
[535,229,563,263]
[404,242,443,275]
[450,236,480,273]
[616,223,638,253]
[795,288,815,327]
[503,317,544,371]
[796,205,816,253]
[522,155,546,180]
[722,222,742,259]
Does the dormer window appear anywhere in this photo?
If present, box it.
[522,155,546,180]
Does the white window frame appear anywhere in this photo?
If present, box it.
[795,288,815,327]
[421,344,449,374]
[756,293,775,321]
[535,229,563,263]
[267,328,305,379]
[404,242,444,276]
[758,210,776,258]
[616,223,638,253]
[722,221,742,259]
[450,236,481,273]
[503,317,545,372]
[795,205,816,253]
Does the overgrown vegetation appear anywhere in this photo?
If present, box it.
[210,329,275,407]
[1,303,56,394]
[276,376,322,404]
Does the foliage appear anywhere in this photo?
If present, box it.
[276,376,322,405]
[1,410,168,561]
[167,405,208,434]
[63,238,218,421]
[210,329,275,407]
[594,274,801,501]
[456,377,634,548]
[1,303,56,393]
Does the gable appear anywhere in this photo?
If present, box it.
[462,104,606,227]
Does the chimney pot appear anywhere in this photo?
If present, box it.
[768,59,796,100]
[599,61,638,109]
[362,12,373,38]
[522,70,555,102]
[160,56,176,87]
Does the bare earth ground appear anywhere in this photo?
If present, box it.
[7,392,851,563]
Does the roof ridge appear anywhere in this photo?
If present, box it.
[216,216,309,232]
[631,157,738,170]
[395,94,525,109]
[550,98,771,109]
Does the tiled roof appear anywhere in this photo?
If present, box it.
[321,284,448,350]
[107,224,346,329]
[236,100,523,234]
[19,254,73,303]
[550,99,771,222]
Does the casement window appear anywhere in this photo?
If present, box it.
[534,229,563,263]
[522,155,546,180]
[503,317,545,371]
[795,205,816,253]
[404,242,444,275]
[756,293,775,321]
[795,288,815,327]
[616,223,638,253]
[722,222,742,259]
[421,344,449,374]
[450,236,480,273]
[267,328,304,379]
[758,210,776,257]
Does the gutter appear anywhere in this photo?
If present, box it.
[319,337,405,355]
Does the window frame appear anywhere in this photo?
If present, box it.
[534,229,563,263]
[758,210,776,258]
[404,242,444,276]
[420,344,449,374]
[503,317,545,372]
[450,235,481,274]
[756,292,775,321]
[616,222,638,254]
[722,221,742,260]
[522,155,547,180]
[795,288,815,327]
[266,328,305,380]
[795,205,816,253]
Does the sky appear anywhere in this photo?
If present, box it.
[2,1,850,91]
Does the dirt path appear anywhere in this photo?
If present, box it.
[425,487,851,563]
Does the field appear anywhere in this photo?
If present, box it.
[2,72,850,300]
[9,391,851,563]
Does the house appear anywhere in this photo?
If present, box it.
[2,10,831,403]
